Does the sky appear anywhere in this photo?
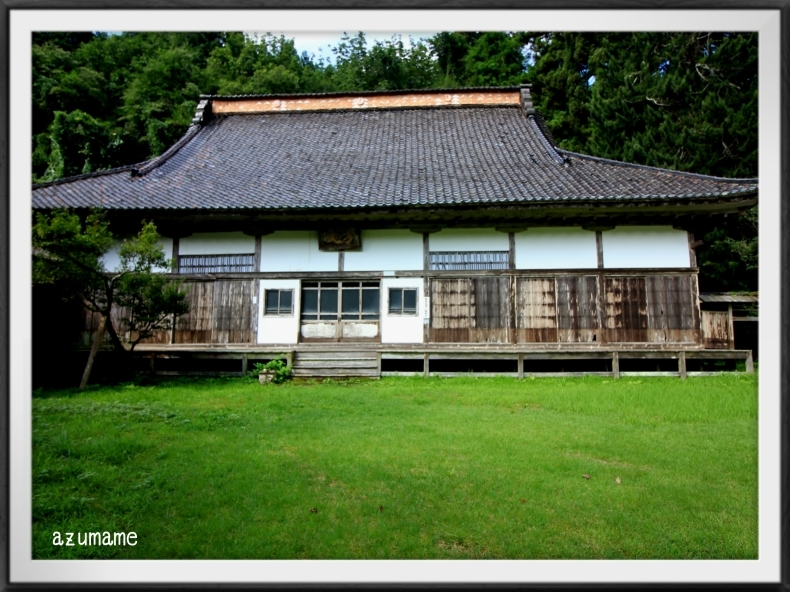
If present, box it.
[256,31,438,63]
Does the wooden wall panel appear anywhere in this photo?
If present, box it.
[430,279,470,343]
[701,311,730,349]
[556,276,599,342]
[211,280,253,343]
[174,282,214,343]
[469,277,512,343]
[604,277,648,342]
[515,277,558,342]
[645,275,699,343]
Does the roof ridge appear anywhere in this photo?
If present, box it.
[558,149,759,184]
[527,115,566,165]
[31,162,143,189]
[199,86,521,101]
[132,124,202,177]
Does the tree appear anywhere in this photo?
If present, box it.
[32,210,189,386]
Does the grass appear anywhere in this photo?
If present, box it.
[32,373,758,559]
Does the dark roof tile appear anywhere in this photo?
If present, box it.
[32,105,757,211]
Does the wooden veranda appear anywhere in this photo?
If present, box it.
[134,342,754,380]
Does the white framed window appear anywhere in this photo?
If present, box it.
[264,289,294,316]
[388,288,418,316]
[301,281,380,321]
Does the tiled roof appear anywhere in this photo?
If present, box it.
[32,95,758,212]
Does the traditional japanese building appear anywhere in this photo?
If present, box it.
[31,85,758,378]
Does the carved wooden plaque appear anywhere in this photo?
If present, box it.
[318,228,361,251]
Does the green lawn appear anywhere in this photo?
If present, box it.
[32,373,758,559]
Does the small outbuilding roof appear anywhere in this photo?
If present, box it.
[699,293,759,304]
[32,86,758,214]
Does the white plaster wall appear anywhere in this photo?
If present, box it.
[515,227,597,269]
[179,232,254,255]
[344,230,423,272]
[429,228,509,251]
[102,237,173,273]
[259,231,338,272]
[603,226,690,268]
[380,277,424,344]
[257,279,300,344]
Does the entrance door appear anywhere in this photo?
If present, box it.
[300,281,381,341]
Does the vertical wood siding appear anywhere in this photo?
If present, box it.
[701,311,730,348]
[469,277,512,343]
[556,276,600,342]
[429,273,701,345]
[514,278,557,342]
[430,279,471,342]
[604,277,648,342]
[173,280,254,344]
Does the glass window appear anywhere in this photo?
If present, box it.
[301,281,380,322]
[264,289,294,316]
[389,288,418,315]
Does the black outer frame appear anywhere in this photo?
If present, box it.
[0,2,787,591]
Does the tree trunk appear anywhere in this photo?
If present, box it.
[79,315,107,389]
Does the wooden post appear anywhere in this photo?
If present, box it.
[241,353,248,375]
[376,352,382,378]
[150,352,156,374]
[678,351,687,380]
[423,352,429,377]
[595,231,604,269]
[508,232,516,270]
[423,233,430,272]
[338,250,345,273]
[612,351,620,379]
[518,353,524,380]
[745,350,754,374]
[286,351,294,368]
[79,315,107,390]
[727,304,735,350]
[172,237,180,273]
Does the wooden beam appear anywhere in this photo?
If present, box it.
[254,235,262,272]
[687,231,698,267]
[423,233,430,272]
[172,236,180,273]
[508,232,516,270]
[595,231,604,269]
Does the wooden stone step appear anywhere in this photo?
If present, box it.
[295,359,378,369]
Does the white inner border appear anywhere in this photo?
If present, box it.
[10,9,781,585]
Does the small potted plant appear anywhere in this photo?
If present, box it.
[253,359,291,385]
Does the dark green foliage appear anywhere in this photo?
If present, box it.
[32,210,189,353]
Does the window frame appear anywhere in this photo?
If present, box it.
[301,281,380,322]
[428,251,509,271]
[263,288,294,317]
[388,287,419,316]
[178,253,255,274]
